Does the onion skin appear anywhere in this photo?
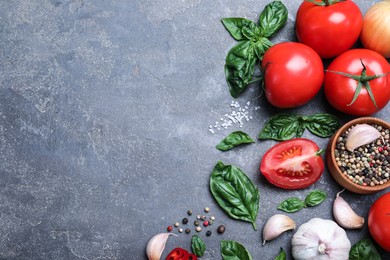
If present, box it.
[361,1,390,58]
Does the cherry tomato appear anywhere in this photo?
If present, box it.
[260,138,324,189]
[296,0,362,59]
[368,192,390,252]
[166,248,191,260]
[324,49,390,116]
[261,42,324,108]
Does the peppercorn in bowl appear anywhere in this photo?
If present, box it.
[326,117,390,194]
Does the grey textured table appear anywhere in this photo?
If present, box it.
[1,0,390,259]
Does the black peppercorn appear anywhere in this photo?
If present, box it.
[185,228,191,234]
[206,231,212,236]
[187,210,192,216]
[217,225,225,234]
[182,218,188,224]
[194,221,200,226]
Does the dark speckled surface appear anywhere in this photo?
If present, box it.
[1,0,390,259]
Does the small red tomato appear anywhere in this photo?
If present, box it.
[261,42,324,108]
[368,192,390,252]
[260,138,324,189]
[166,247,197,260]
[296,0,362,58]
[324,49,390,116]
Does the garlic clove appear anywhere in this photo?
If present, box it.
[345,124,381,152]
[333,190,364,229]
[262,214,296,245]
[146,233,177,260]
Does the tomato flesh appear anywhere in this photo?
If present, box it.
[368,192,390,252]
[260,138,324,189]
[166,248,192,260]
[296,0,362,58]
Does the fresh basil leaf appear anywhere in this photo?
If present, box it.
[191,235,206,257]
[274,248,286,260]
[225,41,257,98]
[304,190,327,207]
[210,161,260,230]
[304,113,341,137]
[216,131,255,151]
[277,197,305,213]
[221,18,258,41]
[220,240,253,260]
[258,1,288,38]
[253,38,273,60]
[349,238,381,260]
[258,114,304,141]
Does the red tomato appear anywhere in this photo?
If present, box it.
[368,192,390,252]
[260,138,324,189]
[296,0,362,59]
[261,42,324,108]
[324,49,390,116]
[166,248,191,260]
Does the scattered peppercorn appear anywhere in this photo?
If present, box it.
[204,207,210,213]
[209,220,213,225]
[196,226,202,232]
[167,226,173,232]
[174,222,179,227]
[185,228,191,234]
[187,210,192,216]
[196,215,201,220]
[210,216,215,221]
[203,221,209,227]
[200,215,206,221]
[217,225,225,234]
[206,231,212,236]
[179,228,183,233]
[182,218,188,224]
[194,220,200,226]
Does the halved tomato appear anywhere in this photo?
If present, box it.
[166,247,198,260]
[260,138,324,189]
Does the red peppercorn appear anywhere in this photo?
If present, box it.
[203,221,209,227]
[378,147,383,152]
[384,146,388,150]
[167,226,173,232]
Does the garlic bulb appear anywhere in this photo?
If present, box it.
[262,214,296,245]
[345,124,381,152]
[146,233,176,260]
[292,218,351,260]
[333,190,364,229]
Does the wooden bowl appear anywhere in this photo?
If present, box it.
[326,117,390,194]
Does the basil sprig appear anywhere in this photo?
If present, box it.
[349,238,381,260]
[274,248,286,260]
[216,131,255,151]
[210,161,260,230]
[222,1,287,98]
[259,113,341,141]
[278,190,327,213]
[220,240,253,260]
[191,235,206,257]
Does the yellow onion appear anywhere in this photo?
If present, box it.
[360,1,390,58]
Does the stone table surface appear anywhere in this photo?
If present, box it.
[1,0,390,259]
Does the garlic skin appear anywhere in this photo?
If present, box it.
[333,190,364,229]
[345,124,381,152]
[262,214,296,245]
[292,218,351,260]
[146,233,176,260]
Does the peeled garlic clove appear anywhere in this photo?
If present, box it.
[146,233,177,260]
[262,214,296,245]
[333,190,364,229]
[345,124,381,152]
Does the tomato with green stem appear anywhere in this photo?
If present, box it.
[324,49,390,116]
[296,0,362,59]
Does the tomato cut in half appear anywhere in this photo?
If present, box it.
[260,138,324,189]
[166,247,190,260]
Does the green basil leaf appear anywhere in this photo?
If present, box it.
[225,41,257,98]
[216,131,255,151]
[191,235,206,257]
[274,248,286,260]
[258,1,288,38]
[304,190,327,207]
[258,114,304,141]
[221,18,258,41]
[210,161,260,230]
[253,38,273,60]
[277,197,305,213]
[349,238,381,260]
[220,240,253,260]
[304,113,341,137]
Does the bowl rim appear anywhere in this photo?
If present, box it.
[328,117,390,192]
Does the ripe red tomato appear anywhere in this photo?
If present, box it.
[368,192,390,252]
[261,42,324,108]
[260,138,324,189]
[295,0,363,59]
[324,49,390,116]
[166,248,197,260]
